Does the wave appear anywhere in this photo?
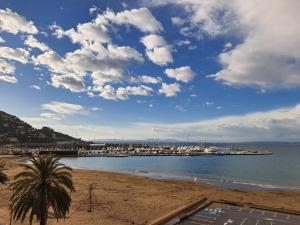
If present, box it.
[131,170,300,191]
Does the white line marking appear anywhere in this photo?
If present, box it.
[262,211,265,215]
[250,209,254,214]
[194,215,216,220]
[287,215,290,219]
[224,219,233,225]
[240,218,248,225]
[189,217,213,223]
[274,212,277,217]
[255,220,260,225]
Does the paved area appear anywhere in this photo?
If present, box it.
[178,203,300,225]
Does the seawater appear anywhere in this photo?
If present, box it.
[60,143,300,190]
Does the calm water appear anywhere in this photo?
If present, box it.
[60,143,300,190]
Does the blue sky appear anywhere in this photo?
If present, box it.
[0,0,299,141]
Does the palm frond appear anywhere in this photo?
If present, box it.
[10,155,75,225]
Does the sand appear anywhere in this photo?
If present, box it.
[1,156,300,225]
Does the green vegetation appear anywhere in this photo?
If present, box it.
[0,111,81,144]
[10,156,75,225]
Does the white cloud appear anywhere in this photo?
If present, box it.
[89,5,99,15]
[135,104,300,142]
[129,75,162,84]
[126,85,153,96]
[33,43,143,94]
[0,58,17,83]
[0,75,17,83]
[0,58,15,74]
[223,42,232,51]
[171,17,186,26]
[0,36,5,43]
[98,85,153,100]
[141,34,166,50]
[174,39,190,46]
[24,104,300,142]
[145,0,234,37]
[165,66,196,83]
[51,74,85,93]
[147,0,300,88]
[0,46,29,64]
[205,101,214,106]
[91,107,101,111]
[41,101,85,118]
[64,22,110,47]
[146,46,173,66]
[159,83,181,97]
[0,8,38,34]
[141,34,173,66]
[24,35,50,52]
[30,84,41,90]
[99,8,163,33]
[49,23,65,39]
[99,85,123,100]
[40,112,63,120]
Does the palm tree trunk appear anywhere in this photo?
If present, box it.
[40,217,46,225]
[40,186,48,225]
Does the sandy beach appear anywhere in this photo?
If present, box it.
[1,156,300,225]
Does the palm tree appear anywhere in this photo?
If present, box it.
[10,155,75,225]
[0,160,8,185]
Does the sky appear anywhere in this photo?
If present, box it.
[0,0,299,142]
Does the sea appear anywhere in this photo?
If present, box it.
[60,142,300,190]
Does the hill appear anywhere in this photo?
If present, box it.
[0,111,82,144]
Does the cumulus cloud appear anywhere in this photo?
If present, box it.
[146,0,300,89]
[98,8,163,33]
[129,75,162,84]
[51,74,85,93]
[33,42,143,93]
[89,5,99,15]
[0,75,17,83]
[165,66,196,83]
[171,17,186,26]
[0,58,17,83]
[24,35,50,52]
[0,8,38,34]
[98,85,153,100]
[0,46,30,64]
[41,101,86,120]
[159,83,181,97]
[0,58,15,74]
[140,34,173,66]
[63,22,110,47]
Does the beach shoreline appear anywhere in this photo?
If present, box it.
[1,156,300,225]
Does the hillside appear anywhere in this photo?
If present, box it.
[0,111,82,144]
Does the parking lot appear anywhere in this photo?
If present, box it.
[178,202,300,225]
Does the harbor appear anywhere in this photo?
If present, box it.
[79,144,272,157]
[0,142,272,157]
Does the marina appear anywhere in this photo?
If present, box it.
[0,142,272,157]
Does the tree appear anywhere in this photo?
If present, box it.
[10,155,75,225]
[0,160,8,185]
